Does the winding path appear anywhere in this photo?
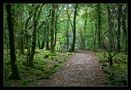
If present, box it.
[36,50,106,87]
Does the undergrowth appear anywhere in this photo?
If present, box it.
[96,51,128,87]
[3,49,72,86]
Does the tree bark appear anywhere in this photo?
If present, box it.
[71,4,77,52]
[117,4,122,51]
[107,5,113,51]
[28,5,39,66]
[6,4,20,79]
[66,20,69,50]
[46,20,50,50]
[50,4,56,53]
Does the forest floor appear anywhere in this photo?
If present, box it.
[30,50,106,87]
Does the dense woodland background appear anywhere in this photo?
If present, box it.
[3,3,128,86]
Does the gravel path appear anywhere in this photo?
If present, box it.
[36,50,106,87]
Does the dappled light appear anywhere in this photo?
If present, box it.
[3,3,128,87]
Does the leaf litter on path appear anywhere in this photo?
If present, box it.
[31,50,106,87]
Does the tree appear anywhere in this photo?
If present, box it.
[83,9,87,49]
[50,4,56,53]
[97,4,102,49]
[6,4,20,79]
[27,5,40,67]
[107,5,113,51]
[117,4,122,51]
[71,4,78,52]
[66,19,69,50]
[122,4,128,54]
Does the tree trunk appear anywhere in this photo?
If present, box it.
[28,5,39,66]
[94,19,97,50]
[66,20,69,50]
[117,4,122,51]
[46,21,50,50]
[83,10,87,49]
[40,27,46,49]
[50,4,56,53]
[37,29,41,49]
[6,4,20,79]
[97,4,101,48]
[20,30,24,55]
[122,7,128,54]
[107,5,113,51]
[71,4,77,52]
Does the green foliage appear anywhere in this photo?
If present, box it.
[96,51,128,86]
[4,3,128,86]
[3,49,72,86]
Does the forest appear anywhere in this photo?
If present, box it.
[3,3,128,87]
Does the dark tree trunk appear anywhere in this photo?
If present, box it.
[71,4,77,52]
[40,28,46,49]
[66,20,69,50]
[6,4,20,79]
[54,17,57,48]
[46,22,50,50]
[37,29,41,49]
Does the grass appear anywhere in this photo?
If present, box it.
[3,49,72,87]
[96,51,128,87]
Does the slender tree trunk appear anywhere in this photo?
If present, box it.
[117,4,122,51]
[107,5,113,51]
[54,17,58,48]
[71,4,77,52]
[6,4,20,79]
[122,8,128,54]
[66,20,69,50]
[28,5,39,66]
[37,29,41,49]
[19,5,24,55]
[54,5,58,49]
[50,4,56,53]
[40,27,46,49]
[83,10,87,49]
[94,19,97,50]
[24,10,33,49]
[46,21,50,50]
[20,30,24,55]
[97,4,101,48]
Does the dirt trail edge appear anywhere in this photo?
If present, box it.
[36,50,106,87]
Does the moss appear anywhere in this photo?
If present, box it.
[3,49,72,86]
[96,51,128,86]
